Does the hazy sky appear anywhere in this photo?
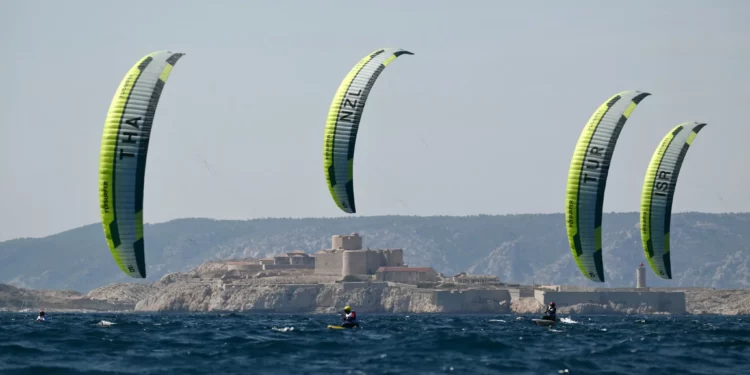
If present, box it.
[1,0,748,241]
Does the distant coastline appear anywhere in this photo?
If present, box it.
[3,273,749,316]
[5,231,750,315]
[5,213,750,296]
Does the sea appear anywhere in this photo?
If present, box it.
[1,312,748,374]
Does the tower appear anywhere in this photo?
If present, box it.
[636,262,646,288]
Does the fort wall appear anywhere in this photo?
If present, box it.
[342,250,367,276]
[226,263,263,272]
[365,250,382,274]
[289,255,314,266]
[332,234,362,250]
[314,250,343,276]
[382,249,404,267]
[263,264,314,270]
[375,267,438,283]
[315,233,406,278]
[338,249,405,277]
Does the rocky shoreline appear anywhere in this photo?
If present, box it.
[3,271,750,315]
[0,283,133,313]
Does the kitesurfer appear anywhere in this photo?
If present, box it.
[341,305,359,328]
[36,310,46,322]
[542,302,556,321]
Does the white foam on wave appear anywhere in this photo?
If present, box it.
[272,326,295,332]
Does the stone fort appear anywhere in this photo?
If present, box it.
[225,233,437,284]
[314,233,405,277]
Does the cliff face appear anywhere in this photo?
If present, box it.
[87,283,158,305]
[0,283,132,312]
[134,280,512,314]
[8,277,750,315]
[683,288,750,315]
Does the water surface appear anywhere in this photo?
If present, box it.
[1,313,748,374]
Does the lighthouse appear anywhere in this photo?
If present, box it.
[636,262,646,288]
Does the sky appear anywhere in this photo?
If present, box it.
[1,0,748,241]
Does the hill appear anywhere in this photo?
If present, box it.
[1,213,749,293]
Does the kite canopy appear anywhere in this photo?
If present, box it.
[565,90,650,282]
[323,48,413,214]
[640,122,706,279]
[98,51,184,278]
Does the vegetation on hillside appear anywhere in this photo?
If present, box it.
[1,213,749,292]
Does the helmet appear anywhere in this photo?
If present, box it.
[344,306,351,312]
[550,302,556,307]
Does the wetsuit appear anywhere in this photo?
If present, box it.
[542,306,556,321]
[341,311,359,328]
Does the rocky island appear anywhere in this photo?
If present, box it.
[4,233,749,316]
